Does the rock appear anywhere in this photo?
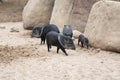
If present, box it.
[23,0,55,30]
[10,27,19,32]
[0,0,28,22]
[85,0,120,52]
[73,30,82,39]
[0,26,6,29]
[50,0,99,32]
[50,0,74,29]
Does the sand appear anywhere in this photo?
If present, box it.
[0,22,120,80]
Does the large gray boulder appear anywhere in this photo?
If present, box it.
[23,0,55,30]
[50,0,74,29]
[50,0,99,32]
[85,0,120,52]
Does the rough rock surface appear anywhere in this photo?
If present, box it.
[0,0,28,22]
[50,0,74,28]
[85,0,120,52]
[23,0,55,30]
[50,0,100,32]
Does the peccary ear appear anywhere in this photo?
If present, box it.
[64,25,67,27]
[68,25,71,27]
[64,25,72,28]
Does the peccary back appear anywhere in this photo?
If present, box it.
[46,31,75,56]
[63,25,73,38]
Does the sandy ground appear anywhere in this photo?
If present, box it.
[0,22,120,80]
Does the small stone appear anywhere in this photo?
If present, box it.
[0,26,6,29]
[10,27,19,32]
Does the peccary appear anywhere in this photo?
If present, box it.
[46,31,76,56]
[78,34,89,49]
[31,24,60,44]
[31,26,43,38]
[40,24,60,44]
[63,25,73,38]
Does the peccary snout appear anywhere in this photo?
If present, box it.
[46,31,75,56]
[64,36,76,50]
[31,26,43,38]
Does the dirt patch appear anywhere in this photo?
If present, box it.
[0,22,120,80]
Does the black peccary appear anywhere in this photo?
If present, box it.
[40,24,60,44]
[78,34,89,49]
[63,25,73,38]
[31,26,43,38]
[46,31,76,56]
[31,24,60,44]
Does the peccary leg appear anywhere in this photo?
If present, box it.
[50,45,51,48]
[81,42,84,47]
[40,37,45,44]
[70,35,72,38]
[43,39,45,44]
[41,39,42,44]
[47,44,50,52]
[57,46,59,53]
[41,38,44,44]
[60,47,68,56]
[78,40,80,45]
[87,44,89,49]
[87,44,88,49]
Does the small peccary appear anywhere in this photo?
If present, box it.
[31,26,43,38]
[78,34,89,49]
[46,31,76,56]
[63,25,73,38]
